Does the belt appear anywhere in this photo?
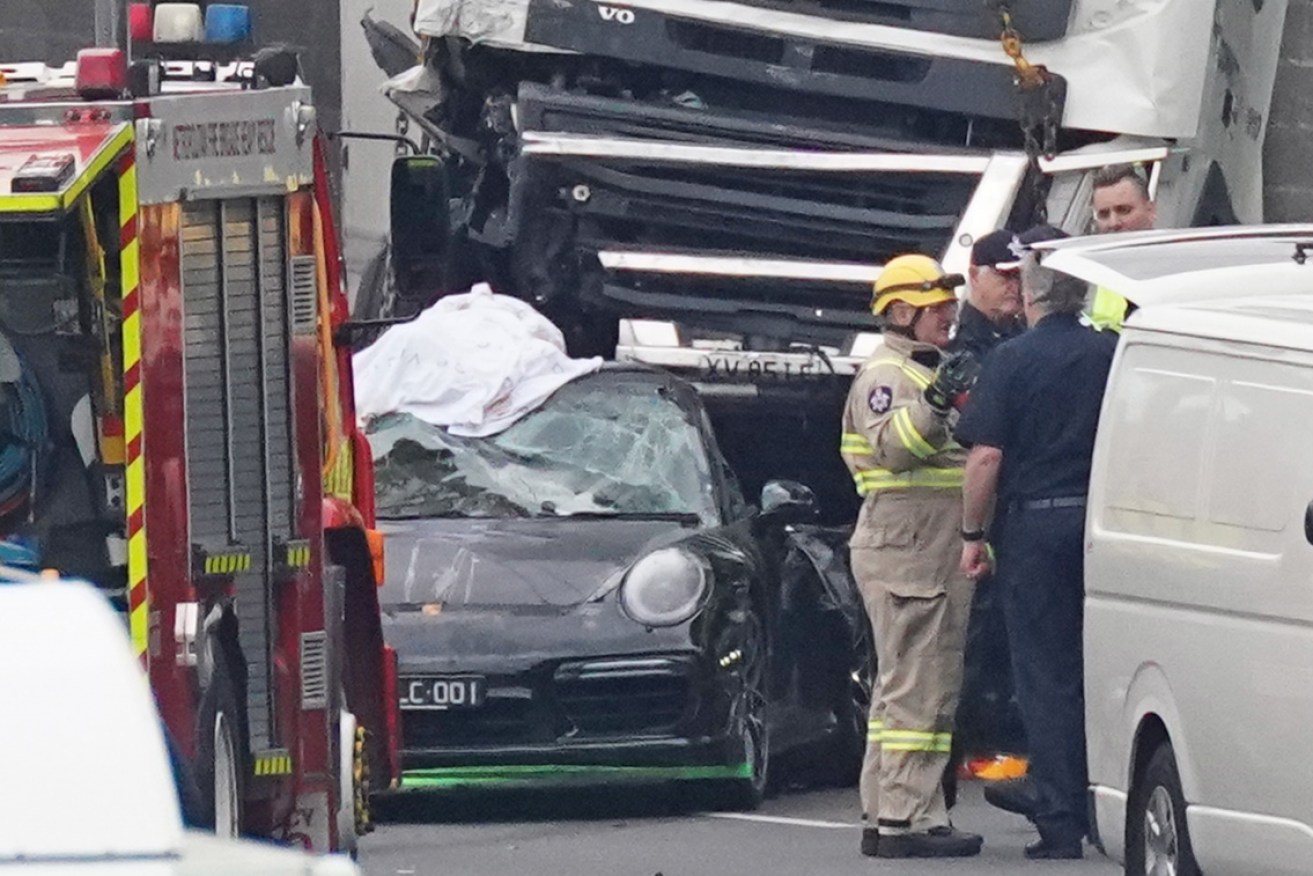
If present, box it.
[1013,496,1087,511]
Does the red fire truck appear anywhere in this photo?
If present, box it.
[0,26,397,855]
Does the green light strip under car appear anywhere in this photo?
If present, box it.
[400,763,752,789]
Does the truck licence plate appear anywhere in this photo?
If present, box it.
[398,675,486,710]
[701,355,821,381]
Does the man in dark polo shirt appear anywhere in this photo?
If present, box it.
[951,229,1026,360]
[953,251,1117,860]
[948,225,1068,804]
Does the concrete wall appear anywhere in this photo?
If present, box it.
[1265,0,1313,222]
[0,1,95,63]
[251,1,343,135]
[337,0,416,302]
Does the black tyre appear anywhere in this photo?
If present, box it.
[1125,742,1200,876]
[816,616,873,788]
[712,608,771,811]
[195,651,246,838]
[337,707,369,859]
[163,724,206,828]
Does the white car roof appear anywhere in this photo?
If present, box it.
[0,582,184,862]
[0,581,362,873]
[1035,224,1313,308]
[1126,292,1313,353]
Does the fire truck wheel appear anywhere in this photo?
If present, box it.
[197,655,245,838]
[337,709,360,858]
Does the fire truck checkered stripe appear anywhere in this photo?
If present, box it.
[252,750,294,776]
[285,543,311,569]
[202,552,253,575]
[119,151,148,660]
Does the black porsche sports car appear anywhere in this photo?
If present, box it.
[369,365,871,807]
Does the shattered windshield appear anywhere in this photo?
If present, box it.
[367,374,719,525]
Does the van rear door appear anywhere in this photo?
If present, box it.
[1086,322,1313,871]
[1037,228,1313,311]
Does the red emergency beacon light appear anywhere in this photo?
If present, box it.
[129,4,155,43]
[74,48,128,100]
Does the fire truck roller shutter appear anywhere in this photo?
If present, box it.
[180,197,294,753]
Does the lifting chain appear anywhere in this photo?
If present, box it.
[987,1,1061,223]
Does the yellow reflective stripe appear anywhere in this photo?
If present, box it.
[841,432,874,455]
[903,369,931,391]
[0,124,134,214]
[868,719,884,742]
[880,730,953,753]
[203,553,252,575]
[323,443,354,501]
[867,357,931,390]
[285,543,311,569]
[252,751,294,776]
[853,466,965,495]
[891,408,938,459]
[120,154,147,662]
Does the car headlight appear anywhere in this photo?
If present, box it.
[619,547,708,627]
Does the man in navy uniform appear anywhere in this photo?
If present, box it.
[948,226,1067,810]
[954,248,1116,860]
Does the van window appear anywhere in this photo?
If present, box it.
[1104,363,1213,521]
[1210,380,1313,533]
[1092,238,1297,281]
[1101,342,1313,545]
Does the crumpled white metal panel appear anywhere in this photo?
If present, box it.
[413,0,539,48]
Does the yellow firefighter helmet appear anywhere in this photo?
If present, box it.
[871,254,964,315]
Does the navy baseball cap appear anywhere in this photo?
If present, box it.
[970,229,1021,271]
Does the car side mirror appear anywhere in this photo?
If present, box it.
[1305,499,1313,545]
[760,480,819,523]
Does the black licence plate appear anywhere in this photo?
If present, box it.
[398,675,486,710]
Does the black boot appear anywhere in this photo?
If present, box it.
[859,828,880,857]
[1024,836,1083,860]
[984,776,1039,818]
[876,826,983,858]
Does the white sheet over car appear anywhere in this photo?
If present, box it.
[353,283,602,437]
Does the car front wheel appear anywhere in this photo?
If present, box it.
[714,608,770,810]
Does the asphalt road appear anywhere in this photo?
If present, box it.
[358,780,1120,876]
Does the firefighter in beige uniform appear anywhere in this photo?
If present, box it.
[841,254,983,859]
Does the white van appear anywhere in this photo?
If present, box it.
[1082,291,1313,875]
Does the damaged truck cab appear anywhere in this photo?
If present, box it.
[360,0,1288,514]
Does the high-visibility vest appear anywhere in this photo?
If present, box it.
[1087,286,1129,333]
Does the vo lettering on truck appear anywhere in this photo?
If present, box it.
[597,5,635,24]
[172,119,278,161]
